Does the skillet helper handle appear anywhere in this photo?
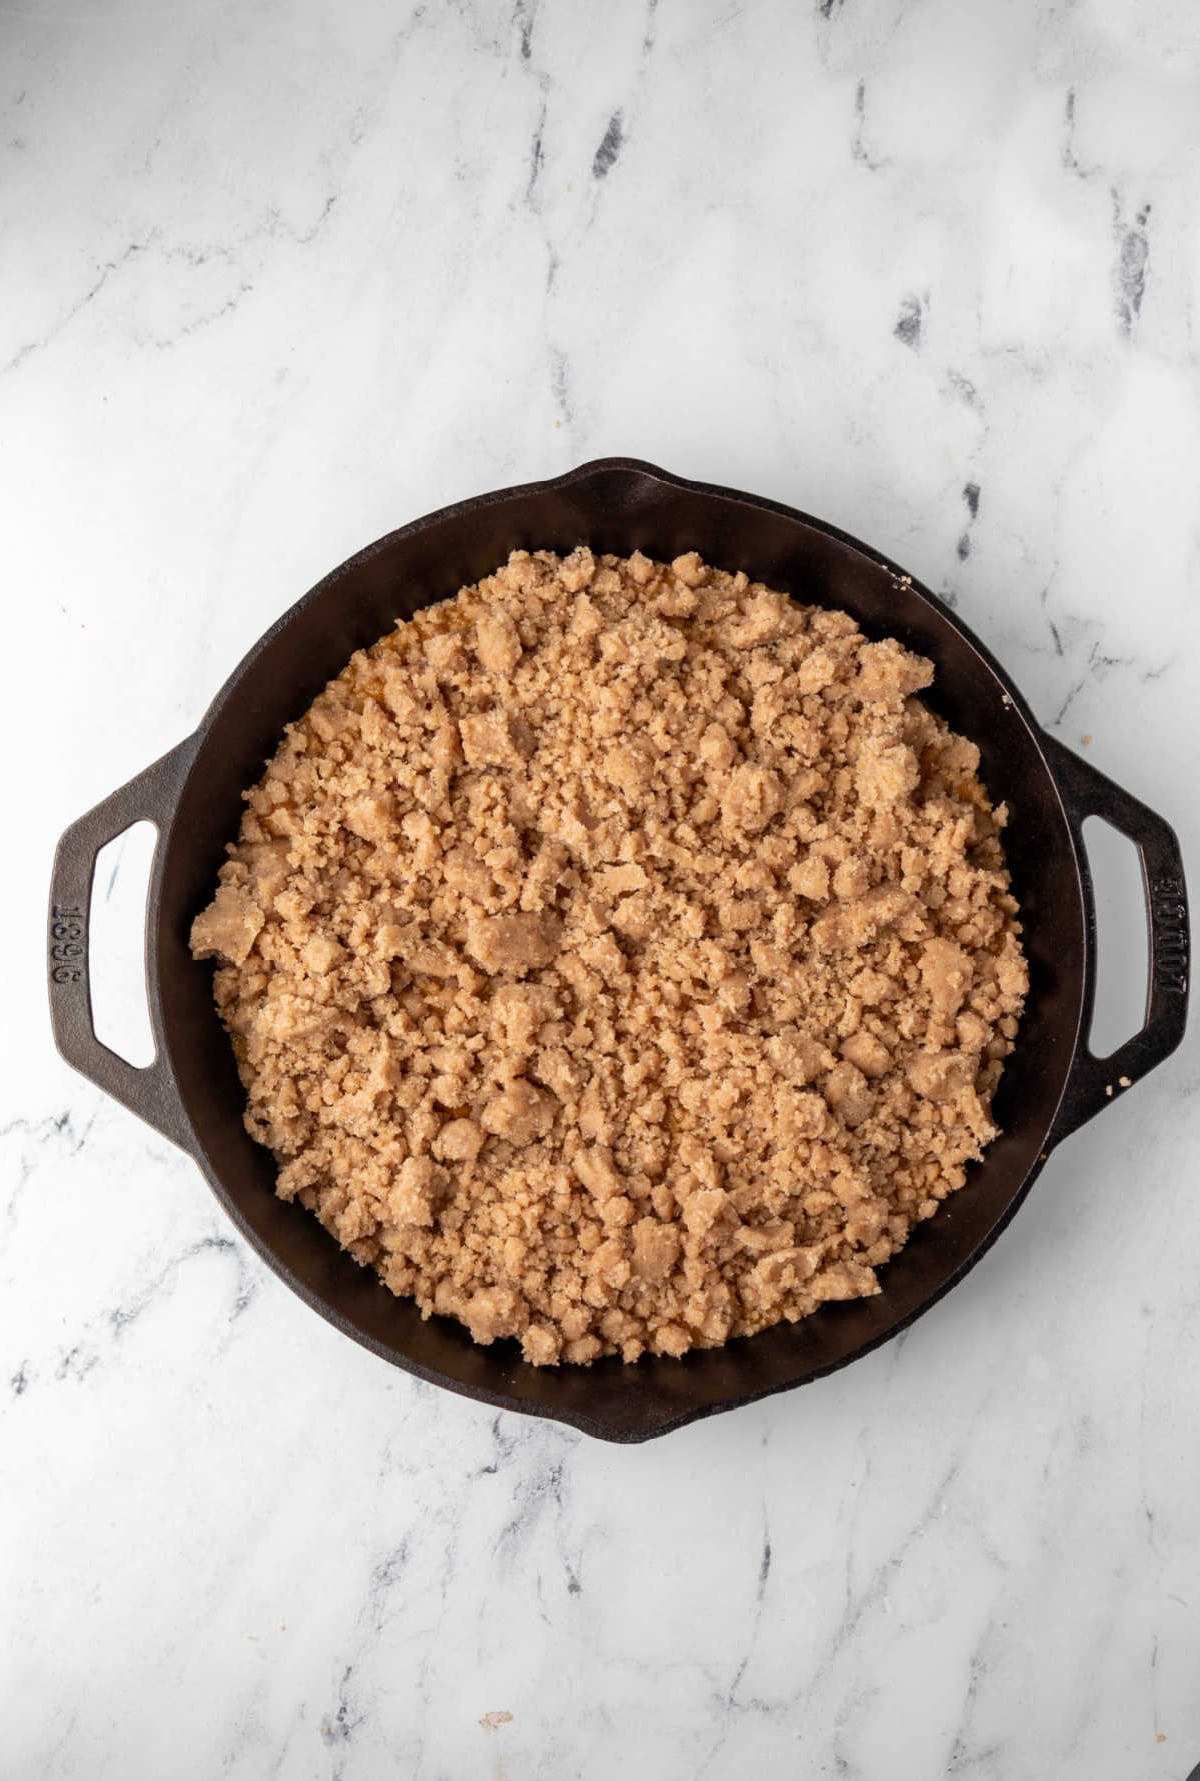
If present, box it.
[48,735,199,1152]
[1042,732,1190,1143]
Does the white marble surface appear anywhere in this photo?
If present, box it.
[5,2,1199,1776]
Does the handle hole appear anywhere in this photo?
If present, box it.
[89,821,157,1068]
[1083,815,1150,1059]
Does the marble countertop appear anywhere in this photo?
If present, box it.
[6,2,1198,1776]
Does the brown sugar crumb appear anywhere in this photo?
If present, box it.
[191,548,1028,1366]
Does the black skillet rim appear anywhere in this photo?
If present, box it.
[149,458,1089,1439]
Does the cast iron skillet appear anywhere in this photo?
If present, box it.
[48,459,1190,1443]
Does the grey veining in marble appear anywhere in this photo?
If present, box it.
[5,2,1199,1777]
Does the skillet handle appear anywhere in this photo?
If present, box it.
[1043,733,1189,1143]
[48,735,199,1152]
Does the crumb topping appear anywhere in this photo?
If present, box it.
[191,548,1028,1365]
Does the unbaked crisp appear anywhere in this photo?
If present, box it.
[191,548,1028,1365]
